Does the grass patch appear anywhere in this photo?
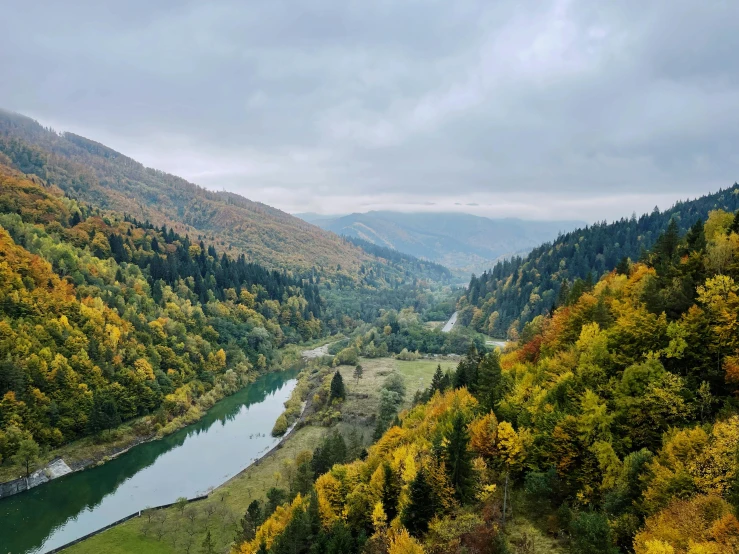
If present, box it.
[66,356,459,553]
[64,426,325,554]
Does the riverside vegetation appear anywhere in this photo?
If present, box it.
[2,109,739,554]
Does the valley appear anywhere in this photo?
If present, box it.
[0,109,738,554]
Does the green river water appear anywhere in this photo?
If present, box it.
[0,370,298,554]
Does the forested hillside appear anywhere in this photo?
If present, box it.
[300,210,582,274]
[0,165,322,463]
[0,109,375,274]
[459,186,739,337]
[234,210,739,553]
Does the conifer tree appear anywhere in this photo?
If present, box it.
[329,371,346,402]
[401,468,436,537]
[477,351,504,412]
[445,412,474,502]
[381,462,400,522]
[430,364,444,394]
[201,530,215,554]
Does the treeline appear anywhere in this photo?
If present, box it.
[344,236,453,283]
[0,109,419,276]
[331,307,486,359]
[234,210,739,553]
[0,166,322,463]
[459,185,739,337]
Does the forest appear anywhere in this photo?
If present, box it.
[0,165,323,462]
[234,208,739,553]
[458,185,739,338]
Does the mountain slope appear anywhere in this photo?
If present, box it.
[459,185,739,336]
[298,210,583,273]
[0,109,371,274]
[0,163,321,456]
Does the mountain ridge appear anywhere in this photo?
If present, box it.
[296,210,584,274]
[0,109,372,275]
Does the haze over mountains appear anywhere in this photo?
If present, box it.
[297,211,584,274]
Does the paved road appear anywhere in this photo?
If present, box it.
[441,311,458,333]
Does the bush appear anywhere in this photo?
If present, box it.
[395,348,420,361]
[569,512,618,554]
[271,414,289,437]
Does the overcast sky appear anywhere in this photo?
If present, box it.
[1,1,738,222]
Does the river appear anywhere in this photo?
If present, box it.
[0,370,298,554]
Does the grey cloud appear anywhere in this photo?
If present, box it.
[0,0,737,222]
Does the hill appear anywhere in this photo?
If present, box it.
[297,210,583,274]
[234,209,739,553]
[458,185,739,337]
[0,163,322,464]
[0,109,374,275]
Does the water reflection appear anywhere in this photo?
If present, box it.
[0,371,297,554]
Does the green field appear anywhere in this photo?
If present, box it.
[65,426,325,554]
[65,356,459,553]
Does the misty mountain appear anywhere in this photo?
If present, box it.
[297,211,583,274]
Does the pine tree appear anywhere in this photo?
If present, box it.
[616,257,630,276]
[353,364,363,384]
[201,530,215,554]
[381,462,400,522]
[477,351,504,412]
[445,412,474,502]
[430,364,444,394]
[329,370,346,402]
[401,468,436,537]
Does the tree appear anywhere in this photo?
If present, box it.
[353,364,363,384]
[329,371,346,402]
[175,496,188,515]
[477,351,504,412]
[13,438,40,478]
[381,462,400,523]
[401,468,436,537]
[445,412,474,502]
[430,364,444,394]
[201,530,215,554]
[87,391,121,437]
[569,512,618,554]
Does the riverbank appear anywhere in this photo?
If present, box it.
[0,361,302,498]
[2,370,299,554]
[63,356,457,554]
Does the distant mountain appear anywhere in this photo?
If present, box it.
[296,211,583,274]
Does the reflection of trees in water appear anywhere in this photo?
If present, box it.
[1,371,297,554]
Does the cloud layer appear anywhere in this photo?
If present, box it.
[1,0,738,221]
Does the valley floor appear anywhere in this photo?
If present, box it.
[62,357,457,554]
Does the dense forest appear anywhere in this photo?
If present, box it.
[343,236,454,283]
[0,164,323,462]
[459,186,739,338]
[235,209,739,553]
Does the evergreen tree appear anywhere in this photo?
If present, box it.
[325,520,354,554]
[615,256,630,276]
[401,468,436,537]
[730,210,739,235]
[557,280,571,307]
[87,391,121,437]
[201,530,215,554]
[445,412,474,502]
[477,351,504,412]
[381,462,400,522]
[430,364,444,394]
[329,371,346,402]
